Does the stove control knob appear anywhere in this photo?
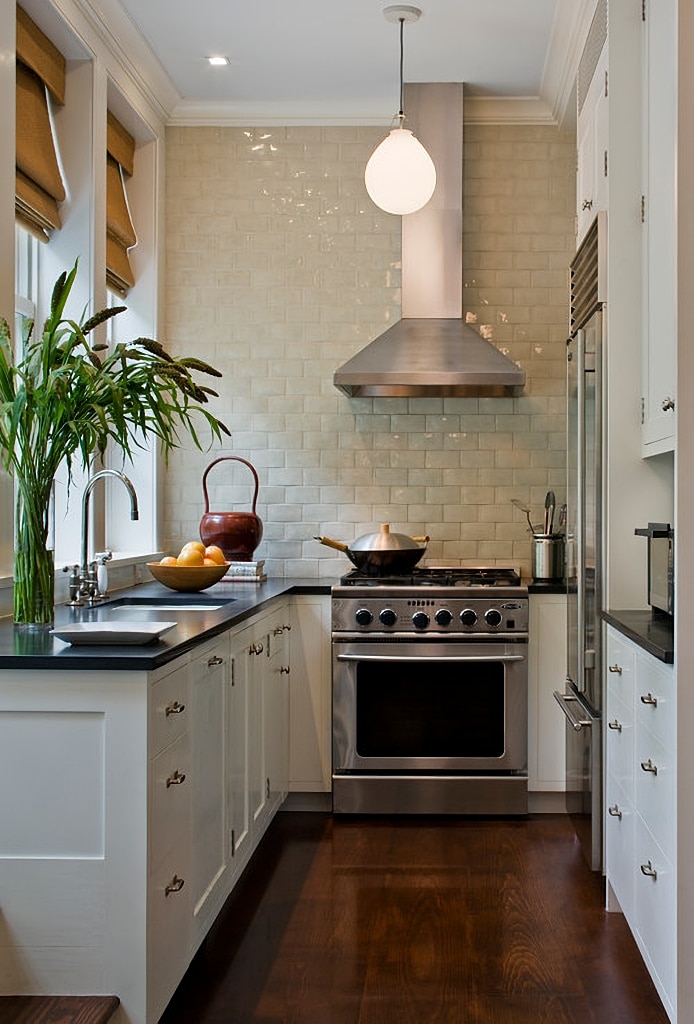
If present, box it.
[355,608,373,627]
[485,608,503,627]
[435,608,453,626]
[412,611,430,630]
[460,608,477,627]
[379,608,397,627]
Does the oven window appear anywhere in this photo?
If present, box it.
[355,660,505,758]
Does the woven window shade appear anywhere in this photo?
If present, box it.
[106,113,137,295]
[15,6,66,240]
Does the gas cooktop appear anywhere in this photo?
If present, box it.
[338,566,523,588]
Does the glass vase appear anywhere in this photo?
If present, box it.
[14,481,55,630]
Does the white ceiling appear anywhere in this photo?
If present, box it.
[108,0,592,127]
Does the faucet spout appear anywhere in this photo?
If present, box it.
[80,469,139,578]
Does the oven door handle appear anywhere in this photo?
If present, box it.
[553,690,593,731]
[336,653,526,664]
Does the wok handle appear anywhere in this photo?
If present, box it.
[411,536,430,545]
[314,535,349,553]
[201,456,260,515]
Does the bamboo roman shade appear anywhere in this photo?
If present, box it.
[15,5,66,239]
[106,112,137,295]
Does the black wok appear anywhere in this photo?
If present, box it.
[314,523,429,574]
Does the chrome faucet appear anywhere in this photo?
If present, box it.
[65,470,139,605]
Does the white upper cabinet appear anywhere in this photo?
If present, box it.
[577,42,609,246]
[641,0,677,455]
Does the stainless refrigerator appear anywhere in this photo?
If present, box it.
[554,215,605,872]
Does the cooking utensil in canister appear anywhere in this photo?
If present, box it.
[314,523,429,574]
[199,456,263,561]
[511,499,540,535]
[544,491,556,536]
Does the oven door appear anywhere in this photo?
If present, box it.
[332,638,528,774]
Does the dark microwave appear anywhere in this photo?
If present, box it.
[635,523,674,616]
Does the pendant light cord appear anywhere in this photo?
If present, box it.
[398,17,405,121]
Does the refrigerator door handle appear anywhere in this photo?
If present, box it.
[553,690,594,731]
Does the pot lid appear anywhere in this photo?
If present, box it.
[350,523,424,551]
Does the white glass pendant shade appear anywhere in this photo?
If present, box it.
[365,127,437,215]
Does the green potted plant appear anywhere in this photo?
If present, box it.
[0,259,230,629]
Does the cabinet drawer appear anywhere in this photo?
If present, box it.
[148,845,191,1022]
[634,731,675,860]
[605,632,635,703]
[634,661,675,753]
[150,662,190,755]
[604,776,635,921]
[605,690,634,802]
[633,815,676,1016]
[150,732,191,874]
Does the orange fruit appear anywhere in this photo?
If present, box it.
[159,555,178,566]
[180,540,205,554]
[177,547,205,566]
[204,545,226,565]
[203,557,219,566]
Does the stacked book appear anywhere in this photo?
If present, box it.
[225,559,266,582]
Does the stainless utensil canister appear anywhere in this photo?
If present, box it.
[531,534,565,581]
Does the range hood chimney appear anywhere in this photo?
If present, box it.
[334,83,526,398]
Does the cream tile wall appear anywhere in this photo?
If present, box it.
[164,122,576,579]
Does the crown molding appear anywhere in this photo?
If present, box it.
[463,96,557,126]
[541,0,599,129]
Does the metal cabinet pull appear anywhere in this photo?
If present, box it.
[280,665,290,674]
[640,692,658,707]
[582,199,593,211]
[640,861,658,880]
[207,655,224,667]
[608,804,623,820]
[608,664,622,675]
[608,720,622,732]
[249,641,264,656]
[164,875,185,896]
[165,700,186,717]
[661,397,675,412]
[640,759,658,775]
[166,769,186,788]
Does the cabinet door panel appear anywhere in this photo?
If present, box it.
[191,638,229,930]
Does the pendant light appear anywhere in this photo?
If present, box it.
[365,4,436,216]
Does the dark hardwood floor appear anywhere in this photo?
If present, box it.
[160,812,669,1024]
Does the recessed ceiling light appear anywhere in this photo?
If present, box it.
[207,56,229,66]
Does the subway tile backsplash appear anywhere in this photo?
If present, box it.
[164,123,576,579]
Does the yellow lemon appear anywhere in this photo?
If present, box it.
[159,555,178,566]
[204,545,227,565]
[180,540,206,554]
[177,547,205,566]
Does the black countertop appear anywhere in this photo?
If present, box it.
[602,609,674,664]
[0,578,332,671]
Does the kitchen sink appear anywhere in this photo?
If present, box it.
[106,597,233,611]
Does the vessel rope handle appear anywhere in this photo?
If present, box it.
[201,456,260,514]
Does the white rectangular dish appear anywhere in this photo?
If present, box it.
[51,621,177,646]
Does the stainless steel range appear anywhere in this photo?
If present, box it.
[331,566,529,816]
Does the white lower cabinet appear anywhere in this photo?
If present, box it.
[527,592,567,794]
[605,624,676,1022]
[0,593,298,1024]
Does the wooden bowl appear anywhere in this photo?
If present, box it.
[146,561,230,592]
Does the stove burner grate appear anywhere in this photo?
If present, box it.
[338,566,522,588]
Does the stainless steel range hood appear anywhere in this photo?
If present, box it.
[334,83,525,399]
